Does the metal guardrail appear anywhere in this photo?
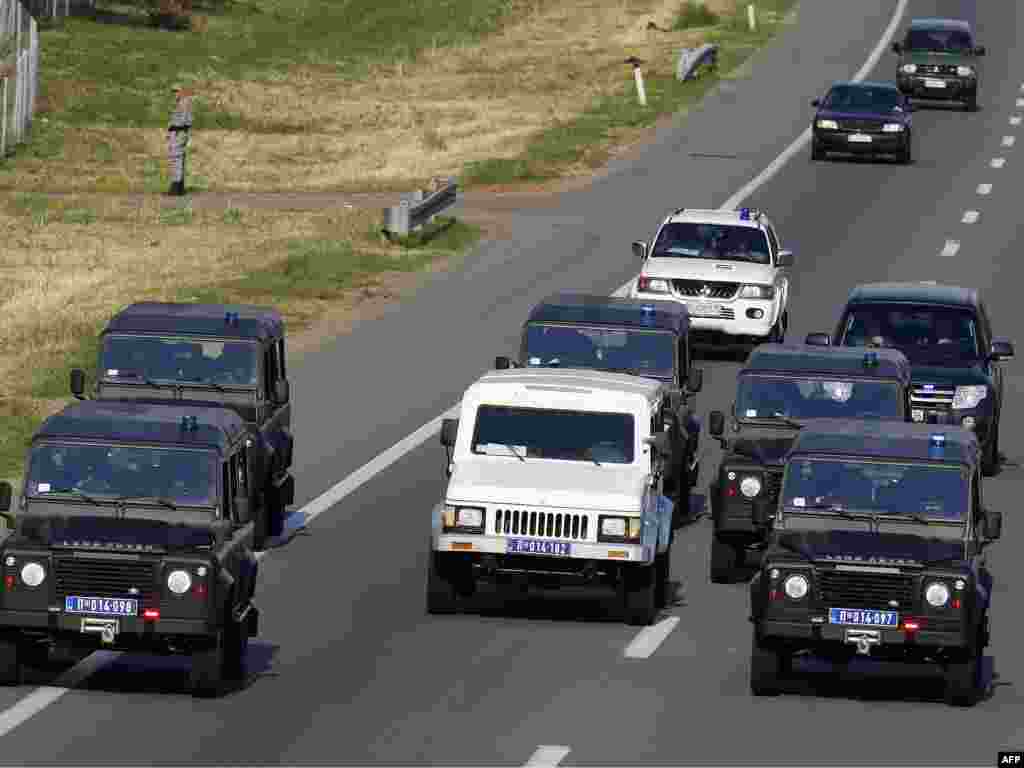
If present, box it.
[382,178,458,237]
[676,43,719,82]
[0,0,40,158]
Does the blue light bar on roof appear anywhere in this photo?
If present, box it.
[225,311,239,326]
[930,433,945,447]
[863,351,879,367]
[739,208,750,220]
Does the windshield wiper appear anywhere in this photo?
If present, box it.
[187,377,226,392]
[494,444,526,462]
[605,366,644,376]
[45,488,102,506]
[582,448,602,467]
[768,414,806,429]
[114,495,178,510]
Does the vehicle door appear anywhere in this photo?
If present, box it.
[260,336,292,475]
[764,221,788,311]
[976,302,1003,413]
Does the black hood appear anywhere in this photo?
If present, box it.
[775,528,964,566]
[20,515,215,551]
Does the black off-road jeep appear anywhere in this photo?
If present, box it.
[707,344,912,582]
[71,302,295,548]
[495,293,703,526]
[749,420,1000,706]
[0,401,268,696]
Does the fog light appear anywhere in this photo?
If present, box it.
[961,416,976,429]
[911,409,924,422]
[746,308,765,320]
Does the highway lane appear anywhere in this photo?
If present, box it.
[0,0,1020,763]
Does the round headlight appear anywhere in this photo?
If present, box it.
[783,574,809,599]
[740,476,762,498]
[20,562,45,588]
[925,581,950,607]
[956,65,973,77]
[167,569,192,595]
[901,63,917,74]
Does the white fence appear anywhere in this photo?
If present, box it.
[0,0,45,158]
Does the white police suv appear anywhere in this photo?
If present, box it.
[630,208,794,344]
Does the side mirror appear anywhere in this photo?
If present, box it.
[686,366,703,393]
[891,41,902,54]
[70,368,86,399]
[440,418,459,448]
[984,508,1002,540]
[776,249,794,267]
[974,45,986,56]
[708,409,725,438]
[495,355,511,370]
[631,240,648,260]
[273,378,290,404]
[810,98,820,107]
[805,332,831,346]
[233,496,252,526]
[666,388,683,411]
[990,340,1014,360]
[645,432,672,459]
[0,482,12,513]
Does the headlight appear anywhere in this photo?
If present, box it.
[740,476,762,498]
[167,569,192,595]
[925,581,950,607]
[19,562,45,588]
[599,516,642,541]
[783,574,809,599]
[738,284,775,299]
[882,123,904,133]
[816,119,838,130]
[443,505,484,530]
[901,63,917,74]
[952,385,987,410]
[637,277,670,294]
[956,65,973,77]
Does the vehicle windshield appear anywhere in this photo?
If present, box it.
[471,405,635,464]
[823,85,906,114]
[100,334,259,387]
[26,443,218,507]
[22,516,215,550]
[650,222,771,264]
[781,457,969,520]
[737,375,903,421]
[524,324,675,379]
[905,27,973,53]
[839,304,981,365]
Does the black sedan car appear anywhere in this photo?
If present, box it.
[811,81,914,164]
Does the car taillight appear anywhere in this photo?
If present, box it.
[143,609,160,621]
[193,583,208,599]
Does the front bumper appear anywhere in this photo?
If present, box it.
[910,407,992,444]
[813,129,908,154]
[898,75,975,101]
[0,608,214,650]
[760,616,968,652]
[630,289,778,338]
[434,533,650,565]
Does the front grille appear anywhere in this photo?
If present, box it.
[910,383,955,409]
[764,469,782,502]
[672,279,739,300]
[55,556,157,603]
[917,64,957,75]
[817,568,917,610]
[493,509,589,540]
[718,308,735,320]
[839,118,884,132]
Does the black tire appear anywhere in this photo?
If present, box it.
[709,534,738,584]
[655,546,672,608]
[426,552,459,614]
[252,505,268,551]
[750,629,788,696]
[222,614,247,681]
[189,631,226,698]
[623,564,658,625]
[963,92,978,112]
[982,420,1000,476]
[811,141,825,161]
[900,137,913,165]
[944,644,983,706]
[0,638,23,686]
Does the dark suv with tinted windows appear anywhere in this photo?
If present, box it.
[892,18,985,111]
[806,282,1014,475]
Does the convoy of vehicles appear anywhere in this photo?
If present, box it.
[1,15,1008,712]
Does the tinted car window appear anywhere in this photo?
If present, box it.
[905,27,973,53]
[840,304,981,364]
[524,324,675,379]
[737,375,903,420]
[651,222,770,264]
[823,85,906,113]
[101,334,259,387]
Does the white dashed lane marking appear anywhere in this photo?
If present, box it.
[624,617,682,659]
[524,746,571,767]
[977,183,993,195]
[941,240,961,257]
[991,158,1006,168]
[1011,116,1022,126]
[962,211,980,224]
[1016,98,1024,108]
[1002,136,1016,148]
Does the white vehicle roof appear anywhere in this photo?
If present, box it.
[661,207,771,229]
[462,368,664,415]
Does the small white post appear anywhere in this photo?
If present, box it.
[633,65,647,106]
[1,77,7,157]
[747,3,757,32]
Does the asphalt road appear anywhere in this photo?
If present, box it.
[1,0,1023,764]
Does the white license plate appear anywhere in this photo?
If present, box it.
[687,301,723,317]
[848,133,872,143]
[924,78,946,89]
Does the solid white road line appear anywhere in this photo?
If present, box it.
[977,183,993,195]
[1003,136,1016,148]
[1016,98,1024,108]
[941,240,961,258]
[719,0,908,211]
[991,158,1006,168]
[0,0,913,738]
[524,746,571,767]
[1011,116,1022,126]
[962,211,980,224]
[624,617,682,659]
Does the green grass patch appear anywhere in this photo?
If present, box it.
[160,202,195,225]
[462,0,797,187]
[62,207,97,225]
[673,1,719,30]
